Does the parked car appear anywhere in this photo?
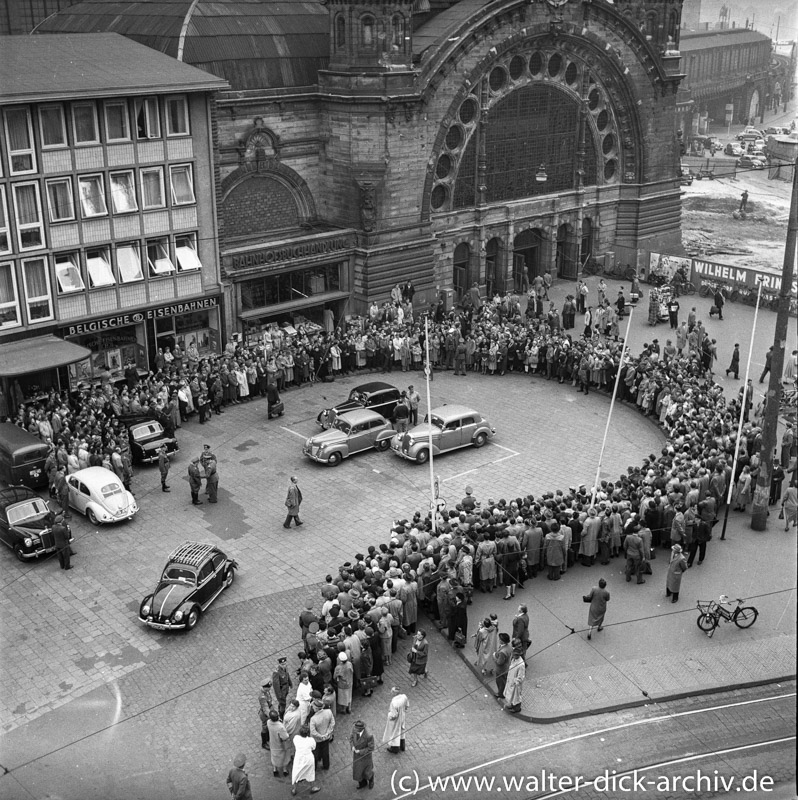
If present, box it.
[724,142,744,157]
[679,164,694,185]
[391,404,495,464]
[0,486,70,561]
[139,541,237,631]
[737,126,763,140]
[66,466,138,525]
[0,422,49,489]
[316,382,402,429]
[736,155,765,170]
[764,126,789,136]
[304,409,394,466]
[119,414,179,464]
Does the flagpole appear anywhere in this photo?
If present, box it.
[591,308,634,507]
[424,315,436,533]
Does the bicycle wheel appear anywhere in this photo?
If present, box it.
[624,266,637,281]
[729,288,740,302]
[684,282,696,295]
[699,285,711,298]
[734,606,758,628]
[696,613,717,633]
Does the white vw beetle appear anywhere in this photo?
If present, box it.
[67,466,138,525]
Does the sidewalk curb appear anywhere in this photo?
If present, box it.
[429,615,796,724]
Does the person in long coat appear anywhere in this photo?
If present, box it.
[383,691,410,753]
[502,533,521,599]
[475,536,497,592]
[291,725,319,795]
[579,507,601,565]
[266,711,291,777]
[205,458,219,503]
[284,475,303,528]
[402,574,418,634]
[226,753,254,800]
[334,653,354,714]
[366,626,384,684]
[584,578,610,640]
[544,525,565,580]
[474,617,498,675]
[503,647,526,713]
[350,720,375,790]
[665,544,688,603]
[282,699,304,762]
[408,629,429,687]
[733,465,753,511]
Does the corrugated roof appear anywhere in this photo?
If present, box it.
[413,0,486,61]
[34,0,331,91]
[0,32,228,102]
[680,29,771,52]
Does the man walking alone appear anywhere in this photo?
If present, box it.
[158,444,170,492]
[284,476,303,528]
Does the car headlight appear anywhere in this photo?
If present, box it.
[23,537,32,548]
[141,604,151,616]
[173,610,184,622]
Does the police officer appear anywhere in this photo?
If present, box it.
[158,444,170,492]
[188,457,203,506]
[259,679,274,749]
[271,657,293,717]
[51,511,73,570]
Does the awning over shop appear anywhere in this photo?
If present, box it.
[239,291,350,320]
[0,335,92,377]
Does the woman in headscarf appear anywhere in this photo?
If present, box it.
[350,720,375,790]
[382,690,410,753]
[266,710,290,778]
[666,544,688,604]
[290,725,320,795]
[473,617,498,675]
[334,652,353,714]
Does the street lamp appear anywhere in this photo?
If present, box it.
[535,163,548,183]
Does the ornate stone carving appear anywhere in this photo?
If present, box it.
[236,117,280,167]
[358,182,377,232]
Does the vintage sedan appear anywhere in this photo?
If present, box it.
[391,404,495,464]
[139,541,237,631]
[736,155,765,170]
[304,408,394,466]
[724,142,744,157]
[0,486,70,561]
[66,466,138,525]
[119,414,179,464]
[316,381,402,429]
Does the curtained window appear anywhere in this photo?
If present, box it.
[135,98,161,139]
[141,167,165,209]
[46,178,75,222]
[22,257,53,321]
[78,175,107,217]
[72,102,99,144]
[104,101,130,141]
[110,171,137,213]
[165,96,189,136]
[169,164,195,205]
[12,182,44,249]
[4,107,36,173]
[0,262,21,328]
[0,186,9,253]
[39,105,67,148]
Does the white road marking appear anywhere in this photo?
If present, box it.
[441,469,477,483]
[441,445,520,483]
[280,427,307,440]
[391,692,797,799]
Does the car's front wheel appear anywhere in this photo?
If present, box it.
[377,438,391,452]
[87,508,99,526]
[185,606,201,630]
[224,568,235,589]
[13,543,27,562]
[327,452,342,467]
[415,448,429,464]
[473,432,488,448]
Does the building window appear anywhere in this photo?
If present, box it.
[4,107,36,174]
[54,252,85,294]
[21,256,53,321]
[78,174,107,217]
[109,171,138,214]
[335,14,346,48]
[86,246,115,288]
[147,238,174,276]
[135,98,161,139]
[104,101,130,142]
[12,182,45,250]
[165,96,189,136]
[116,242,143,283]
[361,14,375,47]
[141,167,165,209]
[0,262,21,329]
[72,102,99,144]
[39,105,68,148]
[0,187,9,254]
[169,164,195,205]
[45,178,75,223]
[175,232,202,271]
[392,14,405,49]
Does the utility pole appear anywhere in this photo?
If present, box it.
[751,161,797,530]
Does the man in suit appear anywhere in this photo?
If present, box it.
[158,444,170,492]
[511,604,530,652]
[51,511,73,571]
[284,476,303,528]
[188,457,203,506]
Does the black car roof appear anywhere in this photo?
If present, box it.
[166,541,219,568]
[353,382,399,394]
[119,414,162,428]
[0,486,40,507]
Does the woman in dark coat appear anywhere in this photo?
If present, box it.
[350,720,375,790]
[585,578,610,640]
[367,627,384,683]
[666,544,688,603]
[448,592,468,646]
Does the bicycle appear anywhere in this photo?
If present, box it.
[604,262,638,281]
[581,257,603,277]
[696,595,758,638]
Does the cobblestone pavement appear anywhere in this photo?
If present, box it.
[1,277,796,800]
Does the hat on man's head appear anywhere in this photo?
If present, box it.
[277,657,287,664]
[233,754,246,768]
[261,679,272,687]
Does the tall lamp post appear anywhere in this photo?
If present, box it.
[750,160,797,530]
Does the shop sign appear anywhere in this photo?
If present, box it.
[62,296,220,336]
[229,235,351,270]
[692,259,798,296]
